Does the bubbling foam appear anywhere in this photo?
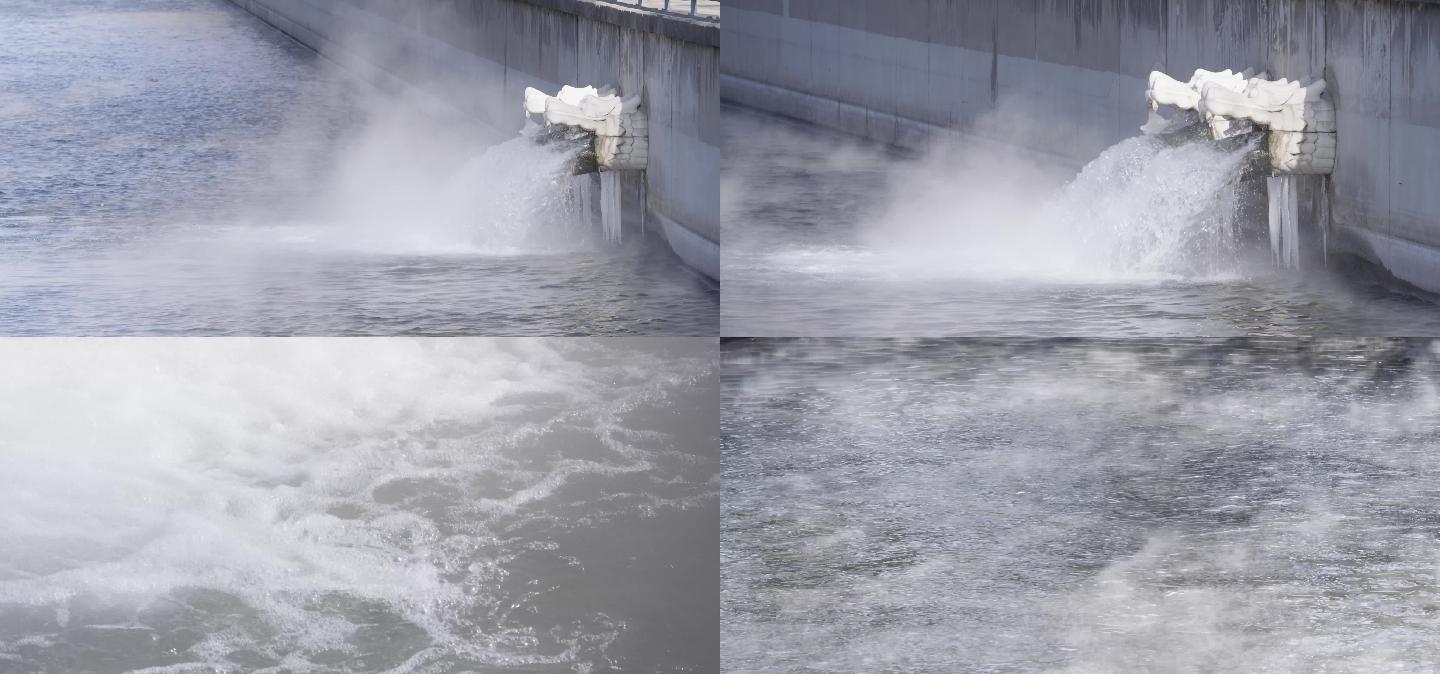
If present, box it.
[0,338,715,672]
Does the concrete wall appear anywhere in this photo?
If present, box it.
[722,0,1440,294]
[230,0,720,279]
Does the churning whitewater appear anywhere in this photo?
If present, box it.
[0,339,719,673]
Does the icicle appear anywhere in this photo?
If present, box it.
[1319,176,1330,265]
[1266,175,1300,270]
[600,170,622,244]
[574,174,594,230]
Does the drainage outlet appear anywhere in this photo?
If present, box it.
[1146,69,1336,175]
[524,85,649,171]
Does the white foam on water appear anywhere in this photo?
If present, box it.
[0,339,713,670]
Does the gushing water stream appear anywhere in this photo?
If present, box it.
[320,135,590,256]
[1040,133,1257,280]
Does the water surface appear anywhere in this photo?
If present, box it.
[723,338,1440,672]
[0,338,719,673]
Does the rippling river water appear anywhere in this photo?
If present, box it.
[0,338,718,672]
[723,338,1440,672]
[721,108,1440,336]
[0,0,717,336]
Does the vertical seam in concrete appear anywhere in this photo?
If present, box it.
[1323,0,1332,226]
[989,13,997,104]
[924,0,933,130]
[1162,0,1169,74]
[1388,2,1398,245]
[502,1,512,112]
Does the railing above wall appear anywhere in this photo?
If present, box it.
[594,0,720,22]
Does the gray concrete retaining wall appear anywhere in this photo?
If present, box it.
[230,0,719,279]
[722,0,1440,294]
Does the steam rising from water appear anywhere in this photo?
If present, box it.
[0,339,718,672]
[247,135,590,256]
[855,134,1256,283]
[723,339,1440,672]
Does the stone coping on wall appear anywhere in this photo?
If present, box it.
[518,0,719,46]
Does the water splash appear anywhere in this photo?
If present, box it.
[428,136,590,253]
[1048,134,1257,279]
[303,136,590,256]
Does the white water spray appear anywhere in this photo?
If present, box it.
[304,135,591,256]
[1049,134,1256,278]
[432,137,590,252]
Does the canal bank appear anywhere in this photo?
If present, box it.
[229,0,720,279]
[722,0,1440,296]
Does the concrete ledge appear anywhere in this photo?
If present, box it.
[653,208,719,280]
[1343,226,1440,296]
[518,0,718,46]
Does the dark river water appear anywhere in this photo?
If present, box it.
[723,338,1440,672]
[721,107,1440,337]
[0,0,717,336]
[0,337,719,673]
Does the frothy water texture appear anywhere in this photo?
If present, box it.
[720,108,1440,336]
[723,338,1440,672]
[0,0,717,336]
[0,338,719,672]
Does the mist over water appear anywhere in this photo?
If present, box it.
[856,132,1255,283]
[720,108,1440,336]
[723,338,1440,672]
[0,338,719,673]
[0,0,717,336]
